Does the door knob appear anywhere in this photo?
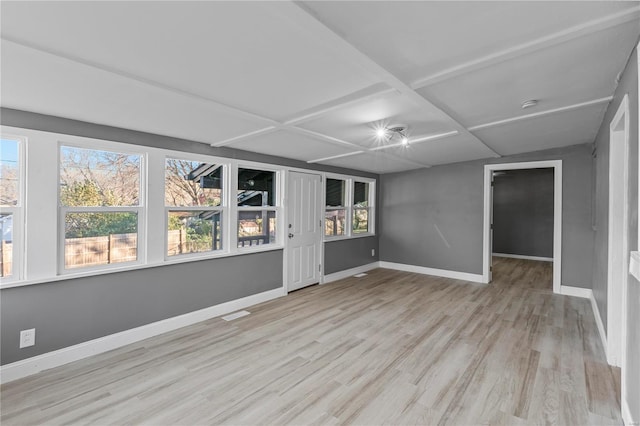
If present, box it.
[288,233,294,239]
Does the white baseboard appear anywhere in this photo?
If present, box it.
[0,287,286,384]
[322,262,380,284]
[559,285,592,299]
[379,261,484,283]
[589,290,608,361]
[493,253,553,262]
[622,396,637,426]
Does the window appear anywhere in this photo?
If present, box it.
[325,175,375,239]
[353,181,371,234]
[237,168,277,247]
[0,137,23,280]
[325,178,346,237]
[165,158,224,257]
[59,145,143,271]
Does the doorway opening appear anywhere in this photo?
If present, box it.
[483,160,563,293]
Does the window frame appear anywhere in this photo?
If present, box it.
[57,141,147,274]
[163,155,228,260]
[324,173,376,241]
[0,134,26,283]
[235,164,282,250]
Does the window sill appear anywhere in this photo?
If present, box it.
[0,245,284,290]
[324,233,376,242]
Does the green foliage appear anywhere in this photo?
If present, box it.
[65,212,137,238]
[60,180,117,207]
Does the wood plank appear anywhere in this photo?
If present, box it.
[0,258,621,425]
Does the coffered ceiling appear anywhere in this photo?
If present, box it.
[1,1,638,174]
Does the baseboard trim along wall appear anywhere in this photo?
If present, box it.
[492,253,554,262]
[322,262,380,284]
[379,261,484,283]
[559,285,592,299]
[622,397,636,426]
[0,287,286,384]
[560,285,608,359]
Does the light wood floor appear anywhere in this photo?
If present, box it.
[1,258,621,425]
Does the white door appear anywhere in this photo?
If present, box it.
[287,171,322,292]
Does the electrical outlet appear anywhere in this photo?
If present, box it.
[20,329,35,348]
[371,249,375,257]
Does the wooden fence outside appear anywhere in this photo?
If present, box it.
[65,233,137,269]
[0,240,12,277]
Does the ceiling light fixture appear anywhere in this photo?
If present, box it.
[521,99,538,109]
[375,125,409,146]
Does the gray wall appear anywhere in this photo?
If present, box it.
[1,251,282,364]
[380,143,594,288]
[0,109,380,365]
[324,236,378,274]
[592,47,639,420]
[492,168,554,258]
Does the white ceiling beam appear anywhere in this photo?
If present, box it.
[1,36,281,128]
[369,130,459,151]
[283,83,397,126]
[290,1,501,159]
[467,96,613,132]
[211,127,278,147]
[291,127,431,168]
[307,151,365,164]
[411,6,640,89]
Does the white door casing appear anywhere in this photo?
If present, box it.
[286,171,322,292]
[483,160,562,293]
[607,93,629,373]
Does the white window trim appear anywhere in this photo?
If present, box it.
[0,125,375,289]
[164,155,228,261]
[57,142,147,274]
[236,164,283,250]
[324,172,376,241]
[0,134,26,283]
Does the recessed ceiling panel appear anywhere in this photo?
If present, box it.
[319,152,422,174]
[297,91,453,148]
[418,21,640,128]
[0,1,381,121]
[229,130,357,163]
[472,103,608,156]
[389,134,497,166]
[302,1,638,83]
[0,41,265,144]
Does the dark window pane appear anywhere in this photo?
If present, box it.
[354,182,369,207]
[238,168,275,206]
[326,179,345,207]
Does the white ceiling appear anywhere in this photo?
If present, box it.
[1,1,638,174]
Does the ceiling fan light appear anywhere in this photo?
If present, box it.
[375,128,388,139]
[401,136,409,145]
